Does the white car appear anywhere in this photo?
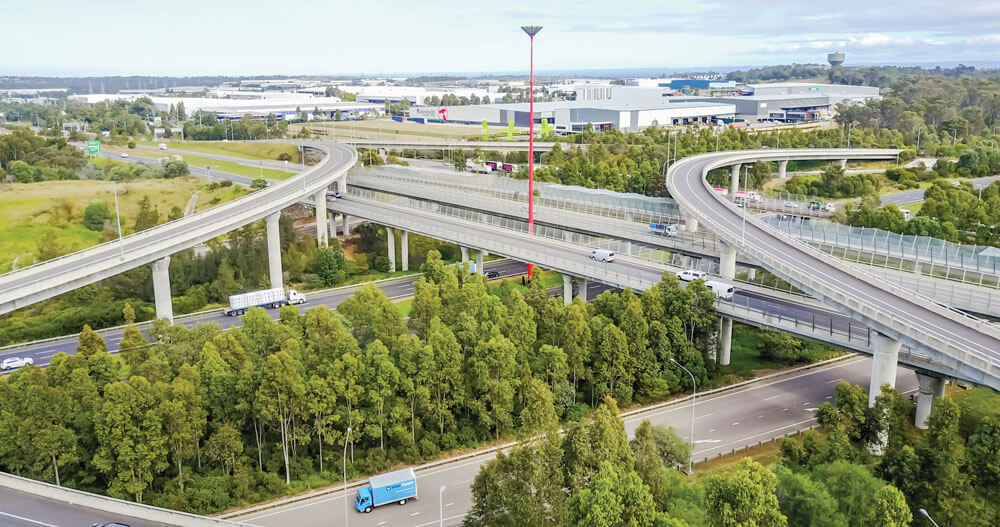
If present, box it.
[676,270,706,282]
[783,201,798,208]
[1,357,34,371]
[120,152,129,158]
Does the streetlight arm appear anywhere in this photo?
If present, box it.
[670,358,696,474]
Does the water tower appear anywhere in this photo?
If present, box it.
[828,52,845,67]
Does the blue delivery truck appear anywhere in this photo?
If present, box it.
[355,467,418,513]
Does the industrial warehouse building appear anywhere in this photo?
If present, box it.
[408,99,736,134]
[72,94,382,121]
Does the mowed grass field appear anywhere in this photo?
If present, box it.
[137,140,301,162]
[301,119,514,141]
[0,178,249,272]
[108,143,295,180]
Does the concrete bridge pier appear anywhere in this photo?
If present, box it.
[401,231,409,271]
[576,278,589,302]
[778,160,789,178]
[314,190,328,247]
[386,227,397,272]
[685,217,699,232]
[151,256,173,323]
[341,214,350,236]
[839,159,848,170]
[476,250,487,275]
[717,244,737,366]
[868,331,901,407]
[265,212,283,290]
[729,164,742,196]
[460,246,470,266]
[562,274,573,305]
[914,372,946,429]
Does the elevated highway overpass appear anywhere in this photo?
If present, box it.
[0,142,357,321]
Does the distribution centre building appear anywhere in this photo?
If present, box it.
[408,99,735,134]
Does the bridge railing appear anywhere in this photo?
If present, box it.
[764,216,1000,283]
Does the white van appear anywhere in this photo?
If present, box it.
[901,209,911,220]
[158,143,168,150]
[590,249,616,262]
[704,280,735,300]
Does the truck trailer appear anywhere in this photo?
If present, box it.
[355,467,418,513]
[223,288,306,316]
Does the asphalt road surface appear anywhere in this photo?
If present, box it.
[231,356,918,527]
[880,175,1000,207]
[0,486,161,527]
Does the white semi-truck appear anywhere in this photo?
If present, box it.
[223,288,306,316]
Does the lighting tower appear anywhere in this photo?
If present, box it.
[521,25,541,278]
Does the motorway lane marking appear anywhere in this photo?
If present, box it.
[762,395,780,401]
[378,522,386,525]
[708,428,716,433]
[415,513,467,527]
[827,378,842,383]
[826,395,833,399]
[695,413,714,420]
[757,415,765,419]
[805,408,818,412]
[445,502,454,507]
[410,512,420,516]
[0,510,60,527]
[732,422,740,426]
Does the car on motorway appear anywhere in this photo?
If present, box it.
[92,523,130,527]
[590,249,615,262]
[0,357,33,371]
[783,201,798,208]
[485,270,501,279]
[120,152,129,158]
[676,269,706,282]
[326,190,342,199]
[158,143,168,150]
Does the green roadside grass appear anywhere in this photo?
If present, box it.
[177,154,295,180]
[953,387,1000,437]
[137,140,300,162]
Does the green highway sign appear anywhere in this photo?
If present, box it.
[86,141,102,156]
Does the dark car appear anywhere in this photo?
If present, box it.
[484,270,501,279]
[92,523,130,527]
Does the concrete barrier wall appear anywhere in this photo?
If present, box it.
[0,472,254,526]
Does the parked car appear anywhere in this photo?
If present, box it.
[1,357,33,371]
[675,269,706,282]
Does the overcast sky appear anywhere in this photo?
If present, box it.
[4,0,999,76]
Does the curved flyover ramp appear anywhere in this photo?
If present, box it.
[667,149,1000,390]
[0,142,356,316]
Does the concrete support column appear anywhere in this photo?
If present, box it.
[778,159,789,178]
[151,256,173,323]
[341,214,350,236]
[576,278,589,302]
[718,316,732,366]
[839,158,848,170]
[914,373,946,429]
[685,217,699,232]
[868,331,901,407]
[265,212,283,290]
[460,246,469,265]
[386,227,397,272]
[729,164,741,196]
[476,250,487,275]
[314,190,328,247]
[563,274,573,305]
[401,231,409,271]
[746,268,757,280]
[719,244,737,280]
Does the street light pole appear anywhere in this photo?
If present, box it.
[112,180,125,260]
[343,427,352,526]
[670,358,696,475]
[919,509,941,527]
[521,25,541,279]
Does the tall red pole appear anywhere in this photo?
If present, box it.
[527,34,535,279]
[521,25,541,279]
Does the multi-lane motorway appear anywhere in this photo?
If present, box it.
[0,487,161,527]
[231,356,918,527]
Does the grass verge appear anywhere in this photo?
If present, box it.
[138,140,300,162]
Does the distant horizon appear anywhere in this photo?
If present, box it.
[3,60,999,82]
[4,1,999,77]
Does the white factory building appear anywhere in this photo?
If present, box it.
[409,99,735,134]
[71,93,382,121]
